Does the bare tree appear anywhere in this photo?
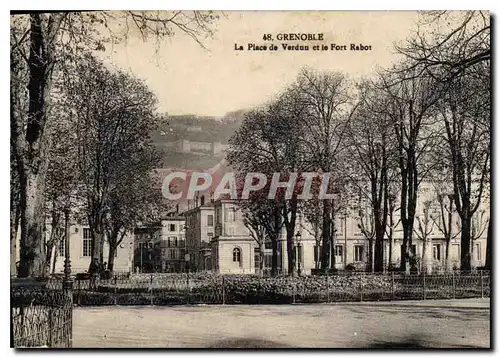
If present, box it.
[379,68,441,273]
[414,200,436,274]
[103,161,162,272]
[300,197,323,269]
[398,11,490,271]
[385,192,401,271]
[355,199,376,273]
[10,10,218,277]
[437,73,490,270]
[470,209,488,267]
[430,186,460,272]
[397,11,490,82]
[227,110,286,276]
[242,208,268,277]
[292,68,356,271]
[346,79,398,272]
[65,54,159,267]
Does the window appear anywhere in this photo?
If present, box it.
[265,241,272,250]
[233,247,241,263]
[334,245,344,262]
[433,244,441,261]
[58,240,65,257]
[169,249,177,260]
[410,244,417,257]
[207,215,214,227]
[296,245,303,264]
[338,220,344,236]
[224,208,229,222]
[354,245,364,262]
[475,243,481,261]
[168,237,176,247]
[169,224,176,232]
[215,208,221,224]
[314,245,319,263]
[83,228,92,257]
[174,237,178,247]
[254,248,260,266]
[264,253,272,268]
[353,221,363,236]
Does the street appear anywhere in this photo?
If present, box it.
[73,299,490,348]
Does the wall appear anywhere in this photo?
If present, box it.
[216,240,254,274]
[52,225,134,274]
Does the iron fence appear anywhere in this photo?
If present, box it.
[11,283,73,348]
[70,270,490,306]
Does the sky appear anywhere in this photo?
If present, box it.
[101,11,421,117]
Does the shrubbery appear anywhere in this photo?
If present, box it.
[70,271,488,306]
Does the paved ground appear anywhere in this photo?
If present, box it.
[73,298,490,348]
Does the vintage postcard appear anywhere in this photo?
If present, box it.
[10,10,490,348]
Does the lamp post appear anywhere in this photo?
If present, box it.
[140,241,143,273]
[295,231,302,276]
[63,205,72,293]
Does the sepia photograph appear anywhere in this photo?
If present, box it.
[9,9,491,349]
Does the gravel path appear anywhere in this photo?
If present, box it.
[73,299,490,348]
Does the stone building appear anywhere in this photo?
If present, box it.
[211,199,255,274]
[182,182,488,275]
[183,197,216,271]
[42,224,134,274]
[133,215,187,273]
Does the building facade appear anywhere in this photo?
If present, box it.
[182,182,488,275]
[211,200,255,274]
[46,224,134,274]
[133,215,187,273]
[184,199,216,271]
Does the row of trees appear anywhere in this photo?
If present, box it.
[10,11,218,278]
[227,11,490,275]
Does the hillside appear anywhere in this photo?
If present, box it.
[153,113,245,169]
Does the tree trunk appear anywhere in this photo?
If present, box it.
[388,235,393,271]
[485,219,491,271]
[44,242,54,277]
[460,216,472,271]
[271,236,278,276]
[16,14,57,278]
[10,202,20,277]
[321,200,331,270]
[43,207,60,277]
[314,225,321,269]
[388,208,395,271]
[400,223,414,274]
[444,235,452,273]
[99,235,105,264]
[371,238,376,272]
[421,239,432,274]
[51,246,58,274]
[282,199,298,276]
[400,240,408,273]
[258,242,264,277]
[107,245,116,272]
[330,206,336,270]
[18,173,46,277]
[90,218,104,265]
[374,228,385,272]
